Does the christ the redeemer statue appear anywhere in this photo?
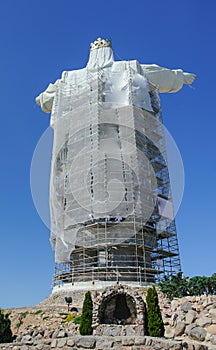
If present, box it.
[36,37,195,269]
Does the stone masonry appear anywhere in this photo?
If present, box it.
[2,287,216,348]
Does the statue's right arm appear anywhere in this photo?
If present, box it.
[36,79,60,113]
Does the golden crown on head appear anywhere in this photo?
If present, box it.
[90,37,112,51]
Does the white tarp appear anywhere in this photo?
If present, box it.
[36,46,178,263]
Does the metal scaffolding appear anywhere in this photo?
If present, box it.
[51,66,181,288]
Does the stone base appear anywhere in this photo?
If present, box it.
[94,324,145,337]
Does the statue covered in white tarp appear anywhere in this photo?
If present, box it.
[36,38,196,266]
[36,38,195,115]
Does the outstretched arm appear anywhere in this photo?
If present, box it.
[141,64,196,93]
[36,79,60,113]
[183,72,196,85]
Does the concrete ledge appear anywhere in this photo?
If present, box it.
[52,281,151,294]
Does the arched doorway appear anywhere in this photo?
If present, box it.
[99,293,137,325]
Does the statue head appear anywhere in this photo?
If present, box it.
[87,37,114,69]
[90,37,112,51]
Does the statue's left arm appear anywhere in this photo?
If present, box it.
[141,64,196,93]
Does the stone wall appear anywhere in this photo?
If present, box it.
[1,335,216,350]
[92,285,216,345]
[4,287,216,348]
[159,294,216,345]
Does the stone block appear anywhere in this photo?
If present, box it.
[207,325,216,335]
[134,337,146,345]
[209,309,216,320]
[67,338,75,346]
[57,338,67,348]
[103,326,121,337]
[196,316,212,327]
[181,302,192,312]
[51,339,58,348]
[32,330,39,337]
[164,325,175,339]
[76,336,96,348]
[185,310,197,324]
[52,329,59,338]
[168,342,182,350]
[43,329,53,338]
[189,326,207,341]
[21,335,32,343]
[170,313,178,326]
[175,321,186,336]
[57,330,67,338]
[186,344,195,350]
[20,346,29,350]
[126,326,136,336]
[185,323,196,335]
[209,335,216,345]
[193,345,208,350]
[96,338,114,349]
[145,337,152,345]
[122,337,135,345]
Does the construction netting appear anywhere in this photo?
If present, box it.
[49,55,176,264]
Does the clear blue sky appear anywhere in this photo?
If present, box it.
[0,0,215,308]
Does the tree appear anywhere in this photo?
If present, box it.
[208,273,216,295]
[79,291,93,335]
[146,286,164,337]
[0,309,12,343]
[159,272,189,299]
[188,276,208,296]
[159,272,216,299]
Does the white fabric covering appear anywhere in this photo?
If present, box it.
[36,45,195,263]
[36,46,195,114]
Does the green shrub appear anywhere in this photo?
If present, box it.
[79,291,93,335]
[42,316,49,320]
[15,311,29,331]
[64,313,79,323]
[0,309,13,343]
[34,310,43,315]
[73,315,81,324]
[146,286,164,337]
[15,322,21,330]
[20,311,29,320]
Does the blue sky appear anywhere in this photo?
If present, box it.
[0,0,215,308]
